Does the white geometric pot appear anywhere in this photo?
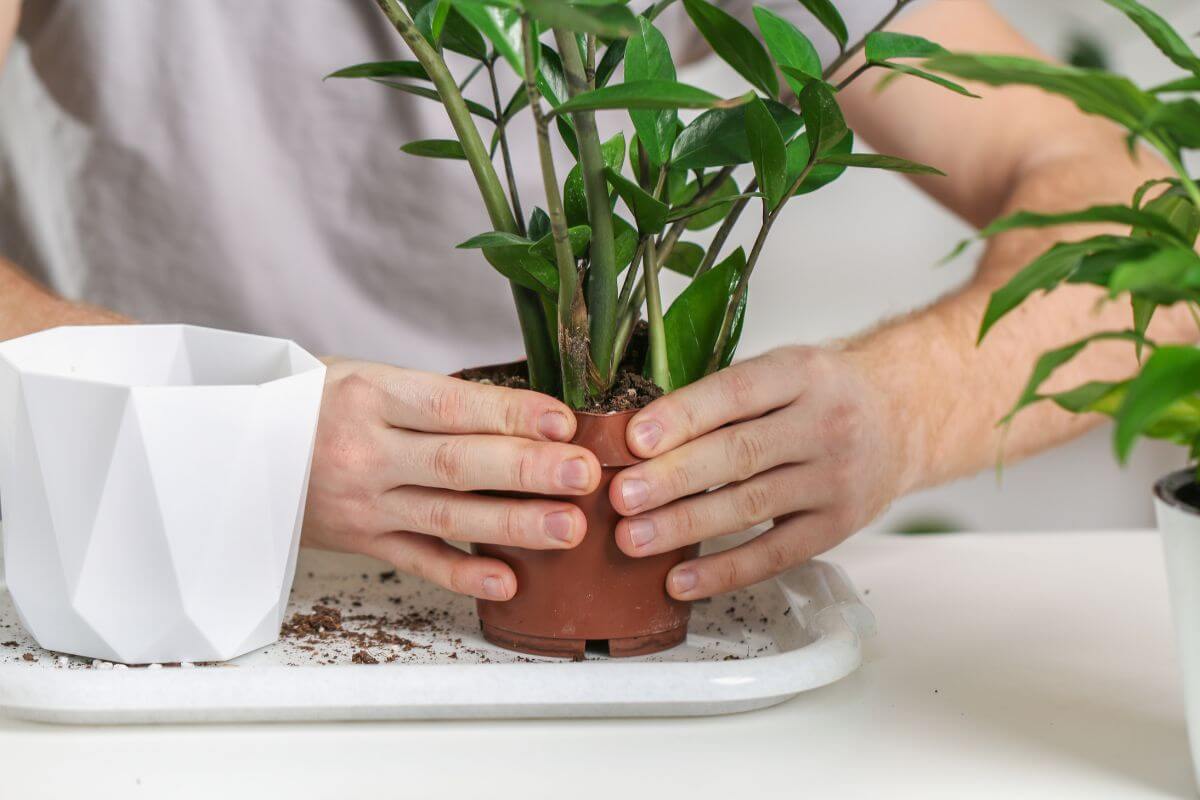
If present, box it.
[0,325,325,664]
[1155,468,1200,790]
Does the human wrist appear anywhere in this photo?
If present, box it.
[838,326,937,499]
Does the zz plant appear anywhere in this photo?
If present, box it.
[931,0,1200,471]
[335,0,966,409]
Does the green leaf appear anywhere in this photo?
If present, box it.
[1108,245,1200,301]
[662,241,706,277]
[924,54,1158,131]
[745,97,789,209]
[800,81,847,157]
[412,0,488,60]
[614,215,640,271]
[754,7,822,96]
[672,100,804,170]
[875,62,980,98]
[457,232,560,298]
[400,139,467,159]
[522,0,639,38]
[665,190,762,223]
[325,61,430,81]
[1051,379,1200,446]
[1145,98,1200,148]
[682,0,779,99]
[794,0,848,51]
[550,80,738,116]
[1132,178,1179,209]
[531,225,592,262]
[536,43,569,107]
[431,0,452,41]
[452,2,524,74]
[1001,330,1152,424]
[865,31,948,62]
[528,207,551,241]
[564,132,626,227]
[1150,76,1200,94]
[458,231,531,250]
[786,129,854,195]
[1101,0,1200,75]
[605,167,668,234]
[669,175,742,230]
[1141,188,1200,245]
[626,18,678,167]
[978,205,1195,247]
[1116,346,1200,461]
[370,79,496,121]
[978,236,1134,341]
[662,247,747,388]
[818,152,946,176]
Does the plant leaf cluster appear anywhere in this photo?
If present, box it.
[341,0,955,407]
[931,0,1200,466]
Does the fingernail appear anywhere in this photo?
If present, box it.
[627,518,656,549]
[544,511,575,543]
[621,478,649,511]
[558,458,592,490]
[482,576,508,600]
[631,421,663,452]
[538,411,572,441]
[671,569,698,595]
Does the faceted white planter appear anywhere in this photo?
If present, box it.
[1155,468,1200,790]
[0,325,325,664]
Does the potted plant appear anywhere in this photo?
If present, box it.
[335,0,965,658]
[925,0,1200,783]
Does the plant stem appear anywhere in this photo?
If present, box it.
[485,58,526,234]
[374,0,556,393]
[835,63,873,92]
[524,17,588,407]
[459,61,486,91]
[586,35,597,89]
[824,0,912,78]
[642,237,672,391]
[654,164,735,267]
[705,160,819,374]
[555,28,619,389]
[695,178,756,277]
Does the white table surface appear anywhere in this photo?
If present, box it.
[0,531,1192,799]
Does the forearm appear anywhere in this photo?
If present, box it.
[844,147,1198,494]
[0,257,128,340]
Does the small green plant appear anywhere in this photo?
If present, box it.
[334,0,965,409]
[932,0,1200,470]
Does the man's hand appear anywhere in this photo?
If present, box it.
[610,347,905,601]
[303,359,601,601]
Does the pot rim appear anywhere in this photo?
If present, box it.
[453,360,650,418]
[1154,467,1200,516]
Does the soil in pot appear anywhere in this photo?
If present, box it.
[460,348,694,660]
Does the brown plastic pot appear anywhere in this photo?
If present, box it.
[460,365,693,660]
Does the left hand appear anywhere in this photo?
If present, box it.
[610,346,906,600]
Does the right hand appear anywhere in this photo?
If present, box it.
[302,359,601,601]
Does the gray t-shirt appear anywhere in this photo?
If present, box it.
[0,1,891,369]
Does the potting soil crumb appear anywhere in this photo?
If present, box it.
[0,550,799,670]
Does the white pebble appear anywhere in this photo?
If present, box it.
[180,661,194,669]
[56,656,69,666]
[114,663,128,671]
[97,661,113,670]
[91,659,101,667]
[147,663,163,670]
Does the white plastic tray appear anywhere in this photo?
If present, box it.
[0,549,874,724]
